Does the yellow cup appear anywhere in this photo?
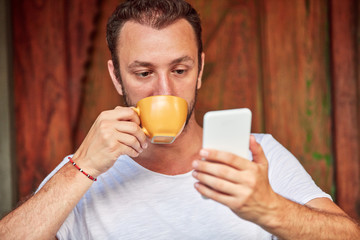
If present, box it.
[132,95,188,144]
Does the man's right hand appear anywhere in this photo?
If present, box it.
[0,107,143,239]
[71,106,148,178]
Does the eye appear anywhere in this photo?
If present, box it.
[136,71,153,78]
[173,69,186,75]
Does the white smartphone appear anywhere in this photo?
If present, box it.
[202,108,252,159]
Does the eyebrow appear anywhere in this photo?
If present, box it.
[170,56,194,65]
[127,56,194,70]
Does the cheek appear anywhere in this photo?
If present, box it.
[128,84,153,99]
[121,78,152,102]
[174,80,197,102]
[120,70,149,93]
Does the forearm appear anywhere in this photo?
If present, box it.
[263,195,360,240]
[0,162,93,239]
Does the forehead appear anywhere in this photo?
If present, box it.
[117,19,198,63]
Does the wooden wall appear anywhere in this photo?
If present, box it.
[11,0,360,219]
[330,0,360,221]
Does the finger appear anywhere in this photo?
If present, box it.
[99,130,140,158]
[99,107,141,125]
[194,182,240,208]
[93,117,147,150]
[192,160,244,183]
[116,142,141,158]
[199,149,253,171]
[192,170,237,195]
[249,135,267,165]
[115,132,144,154]
[115,106,141,125]
[112,121,148,149]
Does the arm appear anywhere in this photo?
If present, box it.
[192,135,360,239]
[0,107,147,239]
[264,197,360,239]
[0,163,93,239]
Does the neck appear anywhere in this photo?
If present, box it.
[133,114,203,175]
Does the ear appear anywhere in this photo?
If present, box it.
[197,52,205,89]
[107,60,123,96]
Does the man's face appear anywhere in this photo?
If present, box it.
[110,19,204,119]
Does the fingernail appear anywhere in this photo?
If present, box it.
[192,160,198,168]
[200,149,209,157]
[192,170,198,177]
[143,143,148,149]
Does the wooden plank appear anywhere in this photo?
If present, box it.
[74,0,124,148]
[330,0,360,220]
[260,0,333,194]
[66,0,100,134]
[191,0,264,133]
[12,0,73,198]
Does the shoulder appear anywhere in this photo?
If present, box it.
[249,134,285,161]
[252,133,279,149]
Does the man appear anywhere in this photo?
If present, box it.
[1,0,359,239]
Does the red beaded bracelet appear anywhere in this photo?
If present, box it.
[68,157,97,181]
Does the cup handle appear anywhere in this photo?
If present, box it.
[131,107,150,137]
[131,106,140,116]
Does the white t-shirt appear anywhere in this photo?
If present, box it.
[38,134,331,239]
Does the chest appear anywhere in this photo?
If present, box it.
[73,173,271,239]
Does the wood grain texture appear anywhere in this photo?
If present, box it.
[74,0,124,148]
[12,0,73,197]
[66,0,100,134]
[12,0,100,198]
[192,0,264,133]
[330,0,360,219]
[260,0,333,194]
[11,0,359,219]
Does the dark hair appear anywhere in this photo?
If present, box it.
[106,0,203,81]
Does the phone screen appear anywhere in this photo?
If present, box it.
[202,108,252,159]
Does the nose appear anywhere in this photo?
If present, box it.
[154,73,173,96]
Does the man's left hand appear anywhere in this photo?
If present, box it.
[192,135,280,225]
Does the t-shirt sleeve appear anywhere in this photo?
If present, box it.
[56,207,88,240]
[36,155,71,192]
[255,134,332,205]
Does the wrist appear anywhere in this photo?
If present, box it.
[258,192,284,231]
[68,157,98,181]
[260,193,304,239]
[71,153,102,178]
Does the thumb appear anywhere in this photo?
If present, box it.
[249,135,267,165]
